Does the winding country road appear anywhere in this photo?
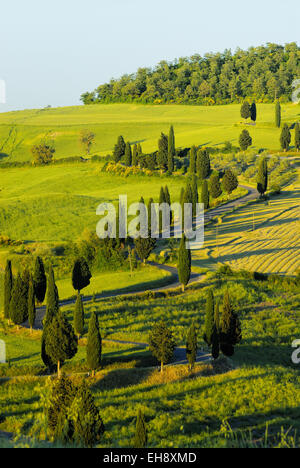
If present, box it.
[19,184,259,367]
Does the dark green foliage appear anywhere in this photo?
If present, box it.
[220,291,242,357]
[158,186,166,233]
[133,410,147,448]
[83,43,300,105]
[294,122,300,151]
[203,289,215,346]
[240,101,251,120]
[33,256,47,304]
[209,172,222,199]
[31,143,55,165]
[9,273,28,325]
[275,101,281,128]
[28,278,36,330]
[45,312,78,373]
[147,197,155,235]
[72,258,92,292]
[44,264,59,327]
[222,169,238,194]
[280,124,291,151]
[72,381,105,447]
[250,102,257,122]
[239,129,252,150]
[47,375,105,448]
[257,156,268,197]
[211,323,220,360]
[4,260,13,320]
[168,125,175,173]
[164,185,172,226]
[124,142,132,167]
[201,180,210,210]
[86,312,102,372]
[74,293,85,338]
[190,174,198,216]
[189,146,196,174]
[134,236,156,264]
[177,235,191,291]
[113,135,126,163]
[157,133,168,171]
[132,144,138,166]
[197,149,210,179]
[186,321,197,370]
[148,320,176,372]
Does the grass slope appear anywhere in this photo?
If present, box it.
[0,103,299,162]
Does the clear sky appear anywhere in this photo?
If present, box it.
[0,0,299,112]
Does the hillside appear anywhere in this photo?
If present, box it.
[0,102,299,162]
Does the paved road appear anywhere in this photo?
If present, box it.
[19,183,258,366]
[23,183,258,332]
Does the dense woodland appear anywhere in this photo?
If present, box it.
[81,43,300,105]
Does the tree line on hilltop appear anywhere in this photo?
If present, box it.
[81,43,300,105]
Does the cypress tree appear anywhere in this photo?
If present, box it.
[190,174,198,217]
[220,291,242,357]
[196,149,210,179]
[168,125,175,173]
[203,289,214,346]
[113,135,126,163]
[157,133,168,172]
[240,101,251,120]
[250,101,257,122]
[147,197,155,235]
[4,259,13,320]
[45,312,78,377]
[280,124,291,151]
[28,277,36,331]
[33,256,47,304]
[222,169,238,194]
[275,101,281,128]
[133,410,147,448]
[44,264,59,326]
[239,129,252,150]
[9,273,28,326]
[132,143,138,166]
[212,296,220,360]
[164,185,172,227]
[257,156,268,197]
[86,312,102,376]
[72,258,92,293]
[137,143,142,156]
[159,186,166,234]
[177,235,191,292]
[148,320,176,372]
[211,323,220,360]
[189,146,196,174]
[186,321,197,370]
[124,142,132,167]
[182,181,193,232]
[209,172,222,199]
[74,293,85,338]
[201,179,210,210]
[294,122,300,151]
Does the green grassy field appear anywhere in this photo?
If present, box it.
[1,272,299,447]
[0,103,299,162]
[193,172,300,275]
